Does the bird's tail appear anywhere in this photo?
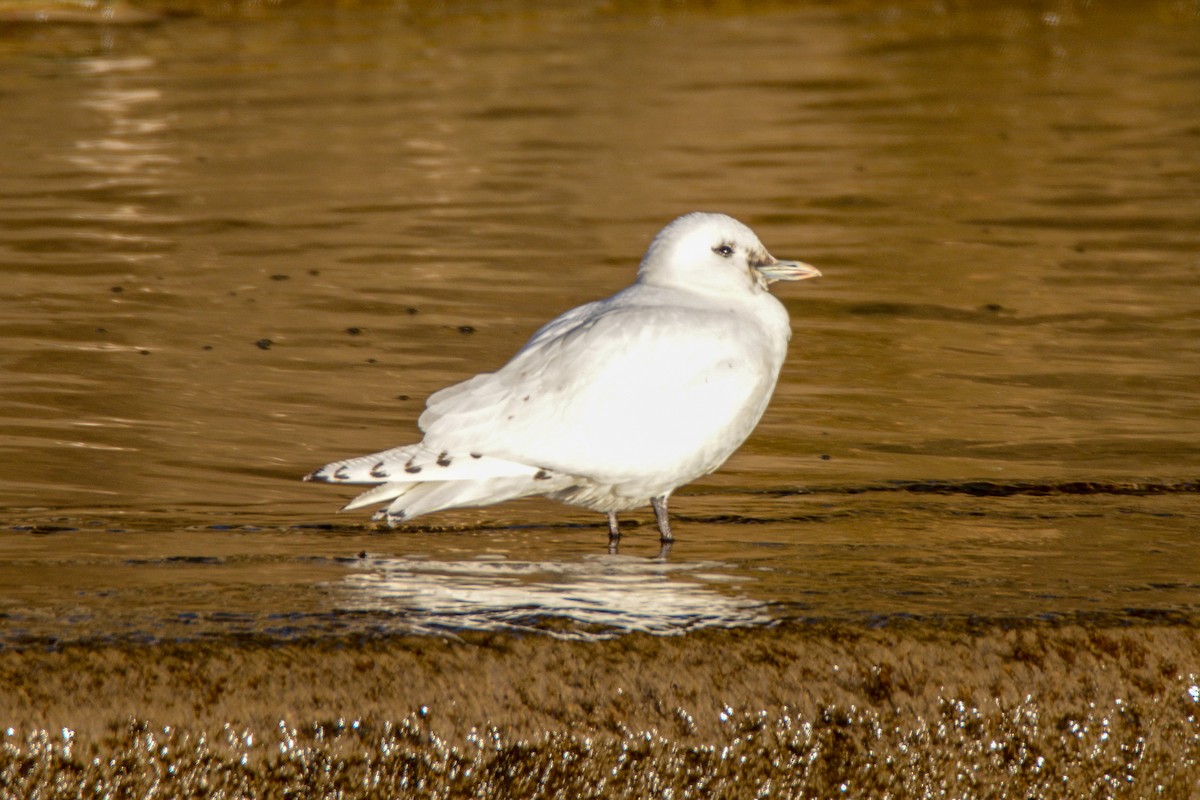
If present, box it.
[365,476,565,526]
[304,444,565,527]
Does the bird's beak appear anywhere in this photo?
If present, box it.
[752,256,822,283]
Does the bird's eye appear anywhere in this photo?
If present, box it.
[712,244,735,258]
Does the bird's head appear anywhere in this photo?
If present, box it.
[637,212,820,295]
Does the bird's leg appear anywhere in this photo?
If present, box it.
[606,511,621,554]
[651,495,674,543]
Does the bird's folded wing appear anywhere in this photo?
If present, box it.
[417,304,778,482]
[417,298,606,433]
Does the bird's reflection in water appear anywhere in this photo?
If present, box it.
[608,536,671,559]
[333,553,767,640]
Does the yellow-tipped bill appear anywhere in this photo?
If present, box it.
[753,257,821,283]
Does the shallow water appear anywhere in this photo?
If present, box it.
[1,0,1197,636]
[1,1,1199,795]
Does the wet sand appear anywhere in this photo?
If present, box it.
[4,619,1199,797]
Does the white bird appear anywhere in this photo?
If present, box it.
[304,212,820,546]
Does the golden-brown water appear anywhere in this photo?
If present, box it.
[1,1,1199,795]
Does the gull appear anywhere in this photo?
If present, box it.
[304,212,820,547]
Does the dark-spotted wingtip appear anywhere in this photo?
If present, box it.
[302,469,326,483]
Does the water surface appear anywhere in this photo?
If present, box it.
[3,1,1198,641]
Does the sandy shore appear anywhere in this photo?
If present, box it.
[2,618,1198,797]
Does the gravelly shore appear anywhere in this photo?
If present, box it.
[2,618,1198,798]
